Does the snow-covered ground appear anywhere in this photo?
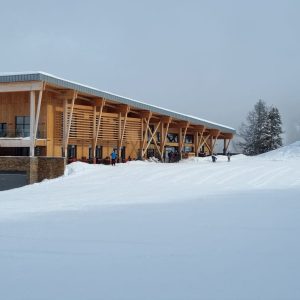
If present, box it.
[1,143,300,299]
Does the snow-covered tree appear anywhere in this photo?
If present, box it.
[240,100,283,155]
[266,106,283,151]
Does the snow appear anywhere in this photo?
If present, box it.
[1,143,300,299]
[257,141,300,160]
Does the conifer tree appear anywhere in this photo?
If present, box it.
[240,100,283,155]
[266,106,283,151]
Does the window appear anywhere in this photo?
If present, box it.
[167,133,178,143]
[185,134,194,144]
[184,146,193,153]
[15,116,30,137]
[88,146,103,159]
[0,123,7,137]
[67,145,77,158]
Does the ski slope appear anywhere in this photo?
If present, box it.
[0,142,300,299]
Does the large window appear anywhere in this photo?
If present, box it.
[67,145,77,158]
[167,133,178,143]
[184,146,194,153]
[88,146,103,159]
[185,134,194,144]
[0,123,7,137]
[15,116,30,137]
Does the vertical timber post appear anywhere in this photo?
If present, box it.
[30,91,36,157]
[63,98,68,158]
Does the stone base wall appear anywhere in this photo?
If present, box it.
[0,156,65,185]
[38,157,66,182]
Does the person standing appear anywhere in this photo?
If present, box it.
[111,150,117,166]
[212,153,217,163]
[227,151,231,162]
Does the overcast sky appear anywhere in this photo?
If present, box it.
[1,0,299,143]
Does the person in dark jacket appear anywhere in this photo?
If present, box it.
[212,153,217,163]
[111,151,117,166]
[227,151,231,162]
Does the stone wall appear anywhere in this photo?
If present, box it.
[0,156,65,185]
[38,157,65,182]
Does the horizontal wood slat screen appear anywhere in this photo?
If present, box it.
[54,106,142,144]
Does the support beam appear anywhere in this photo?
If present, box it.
[198,135,210,154]
[178,122,189,159]
[0,81,44,93]
[211,130,221,154]
[159,117,171,161]
[93,99,105,161]
[64,91,78,156]
[224,139,231,153]
[29,91,36,157]
[141,111,152,157]
[142,121,161,158]
[63,98,68,157]
[195,126,206,154]
[118,105,130,160]
[146,122,162,159]
[33,83,45,146]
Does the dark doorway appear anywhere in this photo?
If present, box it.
[0,171,27,191]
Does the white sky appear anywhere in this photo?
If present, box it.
[0,0,299,143]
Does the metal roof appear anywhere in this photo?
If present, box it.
[0,72,235,134]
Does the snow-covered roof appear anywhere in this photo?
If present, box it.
[0,71,235,134]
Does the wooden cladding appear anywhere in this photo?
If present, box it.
[54,105,142,143]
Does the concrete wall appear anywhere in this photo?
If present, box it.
[0,156,65,186]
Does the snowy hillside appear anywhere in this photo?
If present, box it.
[1,143,300,299]
[258,141,300,160]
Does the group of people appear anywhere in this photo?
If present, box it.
[212,152,231,163]
[110,149,232,166]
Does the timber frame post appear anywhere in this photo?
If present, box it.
[63,91,78,158]
[33,82,46,148]
[92,98,105,163]
[160,116,172,161]
[178,121,189,160]
[194,125,206,155]
[117,104,130,161]
[209,129,220,155]
[140,111,152,159]
[143,121,161,159]
[29,91,36,157]
[223,133,233,154]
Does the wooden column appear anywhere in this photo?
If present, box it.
[140,111,152,158]
[223,133,233,153]
[29,91,36,157]
[209,129,220,155]
[194,131,198,156]
[116,104,130,161]
[209,135,213,155]
[63,91,77,158]
[160,117,171,162]
[33,86,44,146]
[178,121,189,160]
[195,125,206,155]
[93,98,105,163]
[63,98,68,157]
[160,121,164,160]
[143,121,161,158]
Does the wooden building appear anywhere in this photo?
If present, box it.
[0,72,235,163]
